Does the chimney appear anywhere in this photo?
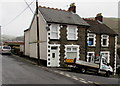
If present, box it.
[68,3,76,13]
[95,13,103,22]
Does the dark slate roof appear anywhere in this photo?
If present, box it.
[84,19,117,35]
[39,7,89,26]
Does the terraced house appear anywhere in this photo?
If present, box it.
[24,4,117,74]
[24,4,90,67]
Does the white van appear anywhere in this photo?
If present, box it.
[0,46,11,54]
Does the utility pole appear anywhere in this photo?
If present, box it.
[36,0,40,65]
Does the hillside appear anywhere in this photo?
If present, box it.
[103,18,119,33]
[89,17,119,44]
[1,35,24,42]
[1,34,16,42]
[103,18,120,44]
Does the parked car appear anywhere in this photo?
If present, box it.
[0,46,11,54]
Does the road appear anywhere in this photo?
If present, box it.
[1,54,92,85]
[1,54,120,86]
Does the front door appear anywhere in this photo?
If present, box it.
[87,52,95,63]
[51,47,59,67]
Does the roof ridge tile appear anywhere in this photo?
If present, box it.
[39,5,67,12]
[82,18,95,21]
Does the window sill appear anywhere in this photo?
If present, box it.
[50,39,60,41]
[67,39,78,41]
[101,46,109,48]
[88,45,96,48]
[67,40,78,41]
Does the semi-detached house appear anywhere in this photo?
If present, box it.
[83,14,117,74]
[24,4,117,74]
[24,4,89,67]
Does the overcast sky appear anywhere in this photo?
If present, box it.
[0,0,119,36]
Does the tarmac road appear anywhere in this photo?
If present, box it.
[1,54,119,86]
[1,54,94,85]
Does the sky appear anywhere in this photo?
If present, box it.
[0,0,119,37]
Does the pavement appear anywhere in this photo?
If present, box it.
[1,54,120,86]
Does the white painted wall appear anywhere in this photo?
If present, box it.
[38,11,47,60]
[30,43,37,58]
[24,11,47,60]
[24,30,30,56]
[20,45,24,52]
[29,15,37,58]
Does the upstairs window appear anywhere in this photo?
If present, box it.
[87,33,96,46]
[101,35,109,47]
[50,24,60,39]
[67,26,78,40]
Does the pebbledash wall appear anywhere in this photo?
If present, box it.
[47,25,87,67]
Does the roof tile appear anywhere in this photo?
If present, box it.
[39,6,89,26]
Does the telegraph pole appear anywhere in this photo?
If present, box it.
[36,0,40,65]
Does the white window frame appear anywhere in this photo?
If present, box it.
[87,33,96,46]
[67,25,78,40]
[100,51,110,63]
[64,45,79,60]
[101,35,109,47]
[87,52,95,63]
[50,24,60,39]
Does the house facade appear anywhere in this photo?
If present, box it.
[83,14,117,74]
[24,4,89,67]
[24,4,117,74]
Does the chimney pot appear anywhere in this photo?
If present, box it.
[95,13,103,22]
[68,3,76,13]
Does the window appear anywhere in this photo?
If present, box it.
[50,24,60,39]
[67,26,77,40]
[52,53,55,58]
[65,45,79,59]
[87,52,95,63]
[100,51,110,63]
[101,35,109,47]
[3,46,11,49]
[87,33,96,46]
